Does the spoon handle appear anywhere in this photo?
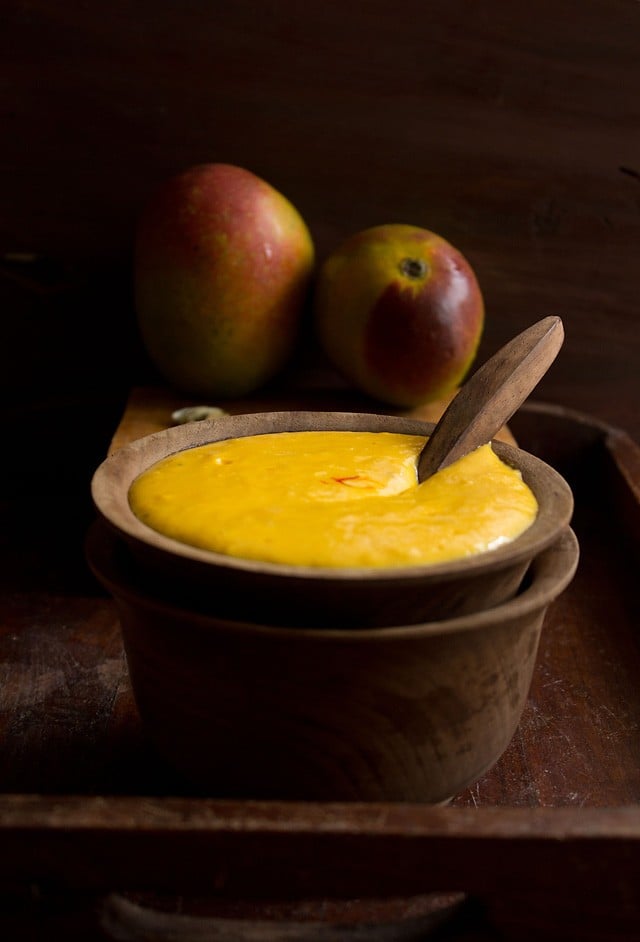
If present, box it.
[417,315,564,482]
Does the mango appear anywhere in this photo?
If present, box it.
[314,224,484,407]
[135,163,315,398]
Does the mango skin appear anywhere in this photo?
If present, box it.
[314,224,484,407]
[135,163,315,398]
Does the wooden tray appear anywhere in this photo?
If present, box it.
[1,387,640,940]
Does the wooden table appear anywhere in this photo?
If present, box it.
[2,2,640,937]
[1,380,640,940]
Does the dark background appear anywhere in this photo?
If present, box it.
[2,0,639,492]
[1,7,639,936]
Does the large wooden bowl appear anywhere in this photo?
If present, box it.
[90,411,574,627]
[86,520,579,804]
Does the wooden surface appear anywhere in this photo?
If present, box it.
[2,0,639,448]
[2,2,640,936]
[1,390,640,939]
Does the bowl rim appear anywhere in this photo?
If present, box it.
[90,410,574,583]
[85,520,579,641]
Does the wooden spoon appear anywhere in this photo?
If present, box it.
[417,315,564,482]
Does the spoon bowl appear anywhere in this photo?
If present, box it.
[418,316,564,481]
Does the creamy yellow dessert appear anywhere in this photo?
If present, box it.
[129,431,538,568]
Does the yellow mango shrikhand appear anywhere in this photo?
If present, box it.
[129,431,538,568]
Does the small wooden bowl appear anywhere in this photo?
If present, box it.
[86,521,579,804]
[90,411,574,627]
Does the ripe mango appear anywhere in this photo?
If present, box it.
[314,224,484,407]
[135,163,315,398]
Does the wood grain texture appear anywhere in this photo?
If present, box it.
[0,399,637,809]
[2,2,640,934]
[1,400,640,939]
[85,517,578,803]
[106,384,518,454]
[417,316,563,479]
[1,0,639,445]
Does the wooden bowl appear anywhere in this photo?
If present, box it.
[90,411,574,627]
[86,520,579,804]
